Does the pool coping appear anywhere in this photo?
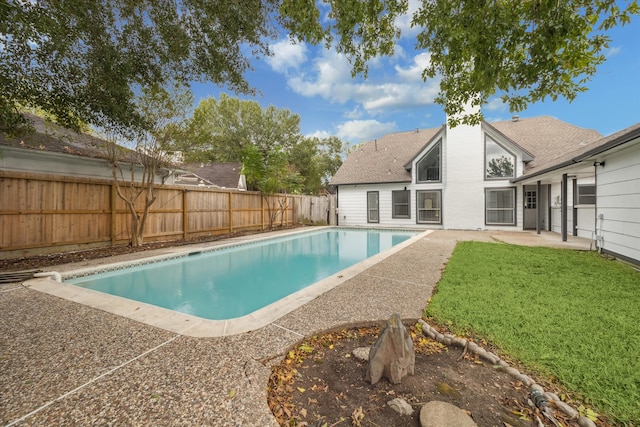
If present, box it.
[24,227,432,337]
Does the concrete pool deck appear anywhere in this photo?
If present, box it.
[0,230,592,426]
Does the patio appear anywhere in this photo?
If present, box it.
[0,230,591,426]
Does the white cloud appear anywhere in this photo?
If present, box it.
[605,46,622,58]
[287,49,439,114]
[395,0,422,38]
[394,52,431,82]
[485,97,507,112]
[305,130,332,139]
[266,39,308,73]
[336,119,397,143]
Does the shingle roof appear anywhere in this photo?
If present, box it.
[490,116,602,175]
[330,126,443,185]
[512,121,640,181]
[181,162,243,188]
[331,116,604,185]
[0,113,110,159]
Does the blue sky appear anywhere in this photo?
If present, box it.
[191,5,640,147]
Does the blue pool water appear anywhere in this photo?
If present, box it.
[68,228,418,320]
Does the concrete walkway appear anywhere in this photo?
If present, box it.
[0,230,591,426]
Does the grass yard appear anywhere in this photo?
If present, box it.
[425,241,640,424]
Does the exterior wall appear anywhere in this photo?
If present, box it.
[336,122,532,230]
[443,123,485,229]
[596,141,640,263]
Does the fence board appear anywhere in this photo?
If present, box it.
[1,171,329,259]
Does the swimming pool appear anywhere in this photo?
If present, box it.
[67,228,419,320]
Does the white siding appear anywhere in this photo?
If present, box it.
[596,141,640,262]
[443,122,485,229]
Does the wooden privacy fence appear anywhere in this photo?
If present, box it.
[0,171,330,259]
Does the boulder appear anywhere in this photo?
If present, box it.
[366,313,415,385]
[387,398,414,416]
[420,401,477,427]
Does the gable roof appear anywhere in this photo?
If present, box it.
[179,162,244,188]
[331,116,603,186]
[330,127,443,185]
[490,116,602,174]
[512,121,640,182]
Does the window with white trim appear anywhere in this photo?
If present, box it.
[416,140,441,182]
[485,137,515,179]
[392,190,410,219]
[577,185,596,205]
[367,191,379,223]
[416,190,442,224]
[486,188,516,225]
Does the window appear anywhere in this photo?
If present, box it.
[525,190,536,209]
[367,191,379,223]
[486,188,516,225]
[416,190,442,224]
[416,140,441,182]
[577,185,596,205]
[392,190,410,218]
[485,137,515,179]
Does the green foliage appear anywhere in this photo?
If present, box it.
[412,0,640,125]
[0,0,277,135]
[290,136,344,195]
[426,242,640,423]
[282,0,639,125]
[183,95,343,195]
[182,94,301,163]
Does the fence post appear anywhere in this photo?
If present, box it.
[228,191,233,233]
[111,183,117,244]
[182,189,188,240]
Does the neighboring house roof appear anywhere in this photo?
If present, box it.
[0,112,109,159]
[330,127,443,185]
[178,162,245,189]
[331,116,604,186]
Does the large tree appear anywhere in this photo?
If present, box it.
[290,136,343,195]
[280,0,639,125]
[2,0,637,134]
[0,0,276,135]
[182,94,301,162]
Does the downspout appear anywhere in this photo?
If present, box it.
[593,161,605,252]
[561,174,568,241]
[572,177,578,236]
[536,180,541,234]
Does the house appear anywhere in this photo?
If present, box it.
[330,115,640,264]
[0,113,179,184]
[175,162,247,190]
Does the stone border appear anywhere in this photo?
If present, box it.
[418,319,597,427]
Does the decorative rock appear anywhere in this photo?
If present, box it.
[467,341,480,353]
[505,366,520,377]
[545,392,560,402]
[387,398,413,416]
[531,384,544,393]
[367,313,415,385]
[420,401,478,427]
[451,337,467,348]
[498,360,509,369]
[554,400,579,419]
[577,416,597,427]
[352,347,370,362]
[484,351,500,365]
[514,373,534,386]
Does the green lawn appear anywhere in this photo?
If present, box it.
[425,241,640,424]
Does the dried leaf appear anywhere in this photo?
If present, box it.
[299,408,307,418]
[297,387,306,393]
[228,389,236,399]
